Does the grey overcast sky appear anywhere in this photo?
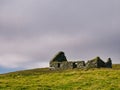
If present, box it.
[0,0,120,73]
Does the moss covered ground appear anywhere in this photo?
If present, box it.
[0,64,120,90]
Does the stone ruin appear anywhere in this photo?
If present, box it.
[49,51,112,69]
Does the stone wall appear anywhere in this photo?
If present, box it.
[50,61,86,69]
[49,51,112,70]
[85,57,112,68]
[86,57,105,68]
[50,51,67,62]
[105,58,112,68]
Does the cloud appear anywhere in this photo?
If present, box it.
[0,54,30,68]
[0,0,120,73]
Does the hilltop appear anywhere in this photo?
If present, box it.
[0,64,120,90]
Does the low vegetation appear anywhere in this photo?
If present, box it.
[0,64,120,90]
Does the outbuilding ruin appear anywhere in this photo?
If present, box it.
[49,51,112,69]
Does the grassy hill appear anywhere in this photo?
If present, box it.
[0,64,120,90]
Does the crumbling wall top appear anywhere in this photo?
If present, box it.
[50,51,67,62]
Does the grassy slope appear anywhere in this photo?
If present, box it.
[0,64,120,90]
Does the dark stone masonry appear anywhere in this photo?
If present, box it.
[49,51,112,69]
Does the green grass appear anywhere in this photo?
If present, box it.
[0,64,120,90]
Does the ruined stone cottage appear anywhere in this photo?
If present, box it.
[49,51,112,69]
